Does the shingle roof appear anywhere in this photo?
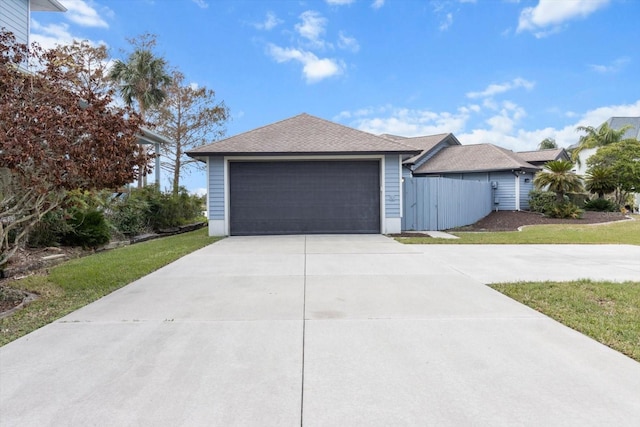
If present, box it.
[517,148,569,163]
[413,144,540,174]
[187,113,421,156]
[379,133,460,165]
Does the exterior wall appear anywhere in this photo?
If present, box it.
[489,172,517,211]
[519,173,535,210]
[402,177,492,231]
[205,155,402,236]
[0,0,29,45]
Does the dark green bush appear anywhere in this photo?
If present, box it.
[566,192,589,208]
[529,190,556,213]
[107,195,150,236]
[546,202,583,219]
[61,209,111,248]
[584,198,618,212]
[28,209,71,247]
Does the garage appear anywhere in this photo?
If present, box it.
[229,160,380,235]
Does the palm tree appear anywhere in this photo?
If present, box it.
[584,166,616,199]
[533,160,583,203]
[109,47,171,186]
[109,49,171,121]
[572,122,633,166]
[538,137,558,150]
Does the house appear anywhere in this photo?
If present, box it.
[188,113,566,236]
[516,148,570,167]
[187,113,420,236]
[0,0,66,45]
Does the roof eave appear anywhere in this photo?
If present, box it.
[186,150,422,158]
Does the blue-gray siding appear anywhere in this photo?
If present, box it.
[0,0,29,45]
[385,155,400,218]
[208,157,225,220]
[520,173,535,210]
[491,172,517,210]
[402,177,492,231]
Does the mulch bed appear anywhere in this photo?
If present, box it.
[451,210,629,232]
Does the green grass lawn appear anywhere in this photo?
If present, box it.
[0,228,221,346]
[491,280,640,362]
[396,215,640,245]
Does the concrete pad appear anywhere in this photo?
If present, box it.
[306,253,453,276]
[1,320,302,427]
[159,253,305,277]
[412,244,640,282]
[424,230,459,239]
[203,235,306,254]
[302,318,640,426]
[62,275,304,322]
[305,274,544,320]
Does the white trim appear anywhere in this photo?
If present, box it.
[206,157,210,221]
[380,156,386,234]
[515,174,521,211]
[224,155,386,235]
[208,220,225,236]
[398,155,403,218]
[385,218,401,234]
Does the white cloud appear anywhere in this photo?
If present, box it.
[253,11,282,31]
[191,187,207,197]
[295,11,328,48]
[30,20,75,50]
[372,0,384,9]
[336,99,640,153]
[267,44,343,83]
[337,31,360,52]
[466,78,535,99]
[517,0,610,37]
[439,13,453,31]
[344,106,471,137]
[325,0,356,4]
[60,0,109,28]
[192,0,208,8]
[589,57,630,74]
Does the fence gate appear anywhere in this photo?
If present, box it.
[402,177,492,231]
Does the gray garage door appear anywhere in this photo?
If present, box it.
[229,160,380,235]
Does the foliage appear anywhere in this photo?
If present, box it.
[0,229,221,346]
[108,33,171,120]
[545,202,583,219]
[533,160,583,203]
[61,209,111,248]
[572,122,634,166]
[537,137,558,150]
[584,166,617,199]
[148,70,229,194]
[583,198,618,212]
[528,190,556,213]
[27,209,71,247]
[586,140,640,205]
[0,31,148,267]
[106,186,204,235]
[565,192,588,207]
[491,280,640,362]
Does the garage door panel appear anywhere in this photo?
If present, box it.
[230,161,380,235]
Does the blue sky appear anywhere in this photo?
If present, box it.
[30,0,640,194]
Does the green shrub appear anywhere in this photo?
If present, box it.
[28,209,71,247]
[546,202,583,219]
[107,195,150,236]
[61,209,111,248]
[566,192,589,207]
[584,198,618,212]
[529,190,556,213]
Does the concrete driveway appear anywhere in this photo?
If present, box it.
[1,236,640,426]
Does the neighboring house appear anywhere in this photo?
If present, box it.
[0,0,66,45]
[187,113,420,236]
[409,144,540,211]
[573,116,640,211]
[516,148,570,167]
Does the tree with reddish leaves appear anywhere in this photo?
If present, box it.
[0,31,149,267]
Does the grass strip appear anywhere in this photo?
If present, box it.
[0,228,221,346]
[396,215,640,245]
[491,280,640,362]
